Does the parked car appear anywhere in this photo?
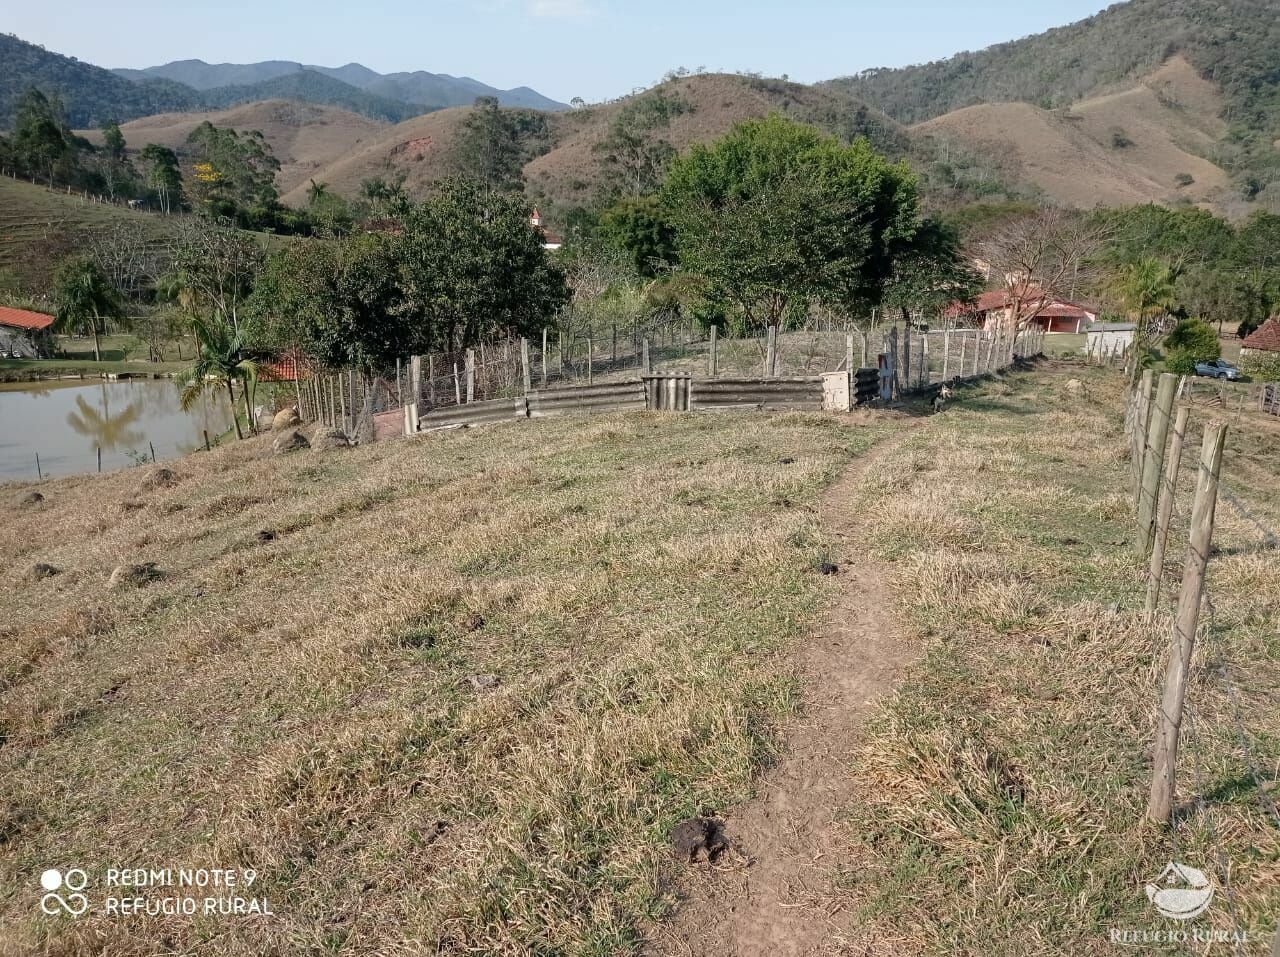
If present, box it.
[1194,359,1242,380]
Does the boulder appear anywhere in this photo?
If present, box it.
[272,408,303,431]
[310,427,351,451]
[273,430,311,455]
[109,562,160,590]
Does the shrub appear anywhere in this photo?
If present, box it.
[1175,172,1195,188]
[1240,351,1280,382]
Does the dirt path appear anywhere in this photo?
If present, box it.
[647,428,921,957]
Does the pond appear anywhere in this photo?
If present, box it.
[0,379,237,481]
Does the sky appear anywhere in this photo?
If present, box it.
[10,1,1116,104]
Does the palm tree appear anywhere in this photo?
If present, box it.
[177,315,258,440]
[307,179,329,205]
[53,257,123,362]
[1110,258,1179,333]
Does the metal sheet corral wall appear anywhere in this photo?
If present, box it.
[691,378,825,412]
[418,397,528,429]
[528,381,648,418]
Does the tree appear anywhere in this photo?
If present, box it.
[177,315,257,440]
[171,220,264,335]
[598,195,677,278]
[595,90,690,197]
[660,115,921,336]
[250,234,411,369]
[1109,257,1179,334]
[883,217,984,319]
[974,208,1109,332]
[455,96,524,192]
[139,144,185,214]
[53,257,123,362]
[1163,318,1221,375]
[398,179,570,350]
[186,122,281,224]
[97,120,135,202]
[11,89,76,186]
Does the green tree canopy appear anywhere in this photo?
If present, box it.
[11,88,78,186]
[138,143,186,214]
[1164,317,1221,375]
[598,194,678,278]
[660,115,920,330]
[187,122,281,224]
[250,234,411,368]
[455,96,525,192]
[397,179,570,350]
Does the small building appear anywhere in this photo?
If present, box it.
[945,288,1098,334]
[1241,317,1280,356]
[1086,322,1137,358]
[530,208,563,252]
[0,306,55,358]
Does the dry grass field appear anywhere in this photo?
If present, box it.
[0,408,891,954]
[836,364,1279,953]
[2,364,1276,954]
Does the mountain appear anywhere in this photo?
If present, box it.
[197,72,425,123]
[115,59,569,112]
[826,0,1280,208]
[0,33,199,127]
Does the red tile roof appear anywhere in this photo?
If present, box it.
[1242,317,1280,352]
[0,306,55,331]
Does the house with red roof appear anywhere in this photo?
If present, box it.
[1241,317,1280,355]
[945,287,1097,334]
[0,306,55,358]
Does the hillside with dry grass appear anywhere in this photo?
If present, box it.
[78,101,389,200]
[913,57,1238,214]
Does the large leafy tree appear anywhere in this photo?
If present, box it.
[598,194,677,278]
[96,120,136,202]
[53,257,123,361]
[660,115,921,332]
[11,88,77,186]
[883,216,983,318]
[186,122,281,224]
[171,219,265,335]
[250,235,411,368]
[397,179,570,350]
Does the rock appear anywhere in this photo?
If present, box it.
[109,562,160,590]
[310,427,351,451]
[141,467,180,491]
[273,430,310,455]
[272,408,302,431]
[20,492,44,507]
[24,563,61,583]
[467,674,500,693]
[671,817,728,863]
[1065,378,1086,395]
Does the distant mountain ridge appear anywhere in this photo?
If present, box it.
[0,34,566,129]
[114,59,568,112]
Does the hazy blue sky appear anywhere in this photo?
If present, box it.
[12,1,1114,103]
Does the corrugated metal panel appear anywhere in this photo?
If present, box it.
[528,381,647,417]
[418,397,527,430]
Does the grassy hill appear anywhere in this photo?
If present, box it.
[283,74,909,213]
[912,57,1238,213]
[79,101,389,199]
[828,0,1280,208]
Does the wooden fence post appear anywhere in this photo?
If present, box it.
[465,349,475,403]
[587,337,594,385]
[453,362,461,405]
[942,329,951,381]
[1147,420,1228,825]
[921,332,931,386]
[901,323,912,387]
[1145,404,1190,618]
[709,325,719,377]
[1132,370,1154,506]
[521,338,532,394]
[765,326,778,378]
[542,328,549,387]
[410,355,422,408]
[845,333,855,373]
[1137,373,1179,557]
[643,338,651,375]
